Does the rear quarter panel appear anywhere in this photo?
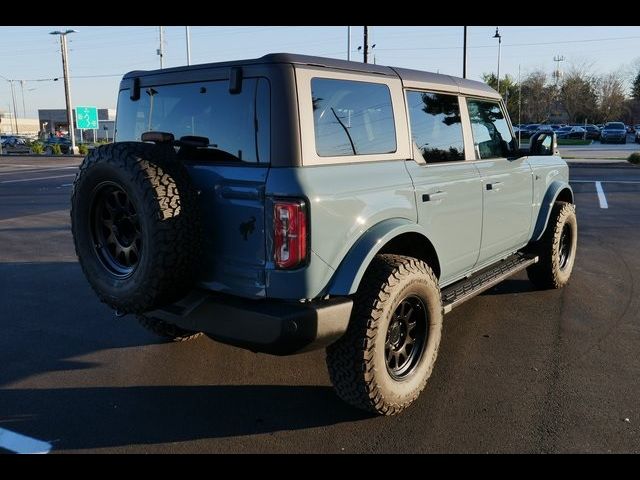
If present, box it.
[265,161,416,299]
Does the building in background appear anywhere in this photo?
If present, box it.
[38,108,116,142]
[0,110,41,137]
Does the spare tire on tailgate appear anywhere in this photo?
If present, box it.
[71,142,202,314]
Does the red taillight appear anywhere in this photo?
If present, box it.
[274,199,307,269]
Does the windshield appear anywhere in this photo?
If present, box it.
[604,123,625,130]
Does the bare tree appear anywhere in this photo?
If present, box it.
[597,72,627,122]
[520,70,555,123]
[558,63,598,123]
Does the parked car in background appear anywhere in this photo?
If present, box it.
[577,124,601,140]
[44,136,72,154]
[600,122,627,144]
[635,128,640,144]
[556,126,587,140]
[1,135,31,153]
[519,124,541,139]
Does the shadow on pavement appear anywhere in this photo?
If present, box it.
[0,385,371,450]
[482,278,536,296]
[0,262,371,450]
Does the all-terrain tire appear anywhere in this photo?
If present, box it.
[137,315,203,342]
[526,201,577,289]
[71,142,202,314]
[326,254,443,416]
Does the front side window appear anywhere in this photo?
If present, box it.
[311,78,396,157]
[467,99,515,159]
[115,77,270,164]
[406,90,465,163]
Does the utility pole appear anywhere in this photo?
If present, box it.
[347,26,351,61]
[158,26,165,69]
[518,64,522,145]
[20,80,26,118]
[9,80,19,134]
[463,26,468,79]
[363,26,369,64]
[50,30,77,154]
[1,75,19,134]
[185,26,191,65]
[553,54,565,86]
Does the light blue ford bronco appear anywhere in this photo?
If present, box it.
[71,54,577,415]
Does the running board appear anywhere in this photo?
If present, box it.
[441,253,538,314]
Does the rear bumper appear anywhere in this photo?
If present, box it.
[146,289,353,356]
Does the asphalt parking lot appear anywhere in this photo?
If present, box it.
[1,155,639,453]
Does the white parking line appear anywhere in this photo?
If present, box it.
[0,427,51,454]
[0,173,76,184]
[595,181,608,209]
[571,180,640,184]
[0,166,77,177]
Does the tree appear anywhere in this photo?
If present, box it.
[632,70,640,101]
[558,65,598,123]
[482,73,520,122]
[597,72,627,122]
[520,70,556,123]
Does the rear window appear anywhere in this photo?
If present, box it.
[311,78,396,157]
[605,123,625,130]
[115,78,270,164]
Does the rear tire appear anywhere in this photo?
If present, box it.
[527,201,577,289]
[137,315,202,342]
[71,142,202,314]
[326,254,442,415]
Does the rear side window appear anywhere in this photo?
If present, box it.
[115,78,270,164]
[311,78,396,157]
[406,91,465,163]
[467,99,515,159]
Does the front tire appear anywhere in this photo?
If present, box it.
[326,254,443,415]
[527,201,577,289]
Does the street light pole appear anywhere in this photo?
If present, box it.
[493,27,502,95]
[50,29,77,154]
[463,26,468,79]
[347,26,351,61]
[185,26,191,65]
[158,26,165,69]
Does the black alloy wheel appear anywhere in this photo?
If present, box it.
[90,181,142,278]
[385,295,428,380]
[558,223,572,270]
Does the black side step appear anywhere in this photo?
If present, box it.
[441,253,538,314]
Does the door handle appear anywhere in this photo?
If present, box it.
[422,191,447,202]
[486,182,503,191]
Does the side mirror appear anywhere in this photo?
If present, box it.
[529,131,558,156]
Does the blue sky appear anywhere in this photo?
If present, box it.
[1,26,639,118]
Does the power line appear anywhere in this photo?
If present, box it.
[375,35,640,52]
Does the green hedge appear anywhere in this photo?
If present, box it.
[30,141,45,154]
[628,152,640,164]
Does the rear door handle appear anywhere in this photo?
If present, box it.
[422,191,447,202]
[486,182,503,191]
